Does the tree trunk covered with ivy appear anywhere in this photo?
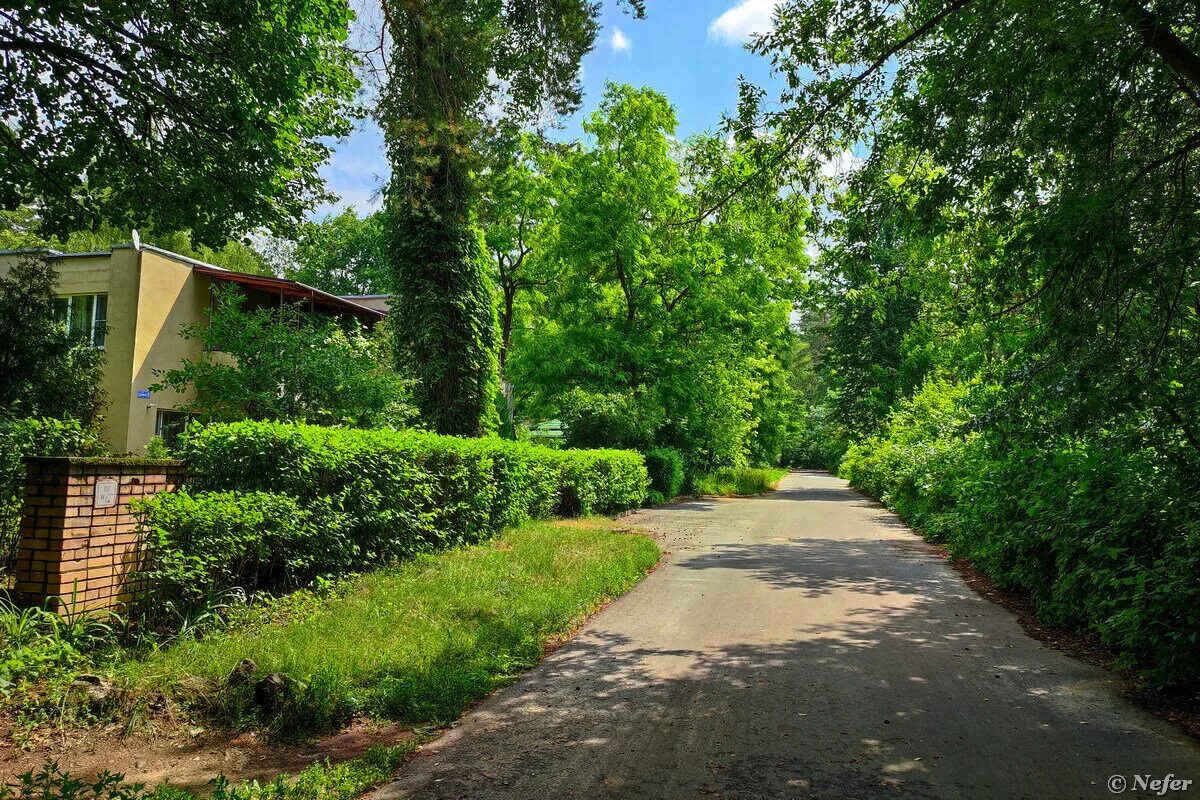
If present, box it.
[376,0,640,436]
[377,6,495,436]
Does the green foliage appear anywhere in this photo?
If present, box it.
[278,209,389,296]
[559,390,660,452]
[136,492,332,608]
[0,258,106,424]
[171,422,647,588]
[695,468,787,498]
[152,287,413,429]
[553,449,651,517]
[643,447,685,501]
[196,744,413,800]
[125,521,659,735]
[782,407,849,473]
[840,378,1200,687]
[0,598,120,693]
[1,2,359,245]
[477,132,556,363]
[142,438,172,460]
[509,83,809,472]
[0,765,145,800]
[1,418,103,570]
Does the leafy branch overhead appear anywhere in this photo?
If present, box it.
[0,1,360,245]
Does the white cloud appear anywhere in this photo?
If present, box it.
[708,0,780,45]
[609,26,632,53]
[313,119,388,218]
[819,149,864,179]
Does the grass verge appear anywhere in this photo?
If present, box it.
[695,467,787,497]
[4,742,417,800]
[120,518,659,738]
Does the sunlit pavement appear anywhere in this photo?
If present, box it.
[374,471,1200,799]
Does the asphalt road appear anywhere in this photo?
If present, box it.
[373,471,1200,799]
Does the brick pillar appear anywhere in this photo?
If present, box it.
[13,457,185,614]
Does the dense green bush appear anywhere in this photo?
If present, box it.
[1,418,103,570]
[840,378,1200,688]
[136,492,343,604]
[559,390,661,452]
[168,422,646,585]
[643,447,684,502]
[554,448,649,516]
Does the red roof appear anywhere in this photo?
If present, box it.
[191,265,386,323]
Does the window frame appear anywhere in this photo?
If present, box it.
[57,293,108,349]
[154,409,191,447]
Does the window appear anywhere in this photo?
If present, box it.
[154,409,191,447]
[55,294,107,348]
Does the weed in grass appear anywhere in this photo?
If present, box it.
[121,519,659,738]
[0,743,418,800]
[695,468,787,497]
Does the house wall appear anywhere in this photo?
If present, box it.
[0,248,212,453]
[127,250,210,451]
[0,250,136,451]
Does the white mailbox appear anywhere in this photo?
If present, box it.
[94,478,119,509]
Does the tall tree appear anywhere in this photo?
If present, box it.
[0,1,359,245]
[477,132,560,434]
[511,84,808,469]
[281,208,390,295]
[377,1,641,436]
[757,0,1200,439]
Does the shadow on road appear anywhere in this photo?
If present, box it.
[675,537,957,599]
[378,587,1186,800]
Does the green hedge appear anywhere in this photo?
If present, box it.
[1,418,102,571]
[643,447,684,506]
[136,491,340,604]
[153,422,647,593]
[840,378,1200,688]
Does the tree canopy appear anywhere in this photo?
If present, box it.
[0,0,359,245]
[277,209,390,296]
[508,83,810,470]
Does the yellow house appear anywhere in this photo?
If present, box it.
[0,244,386,453]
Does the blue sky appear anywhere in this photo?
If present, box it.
[316,0,785,218]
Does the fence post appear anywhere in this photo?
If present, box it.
[11,457,184,614]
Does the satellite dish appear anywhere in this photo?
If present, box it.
[131,229,141,251]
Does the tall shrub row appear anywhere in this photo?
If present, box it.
[641,447,684,506]
[139,421,647,602]
[840,379,1200,688]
